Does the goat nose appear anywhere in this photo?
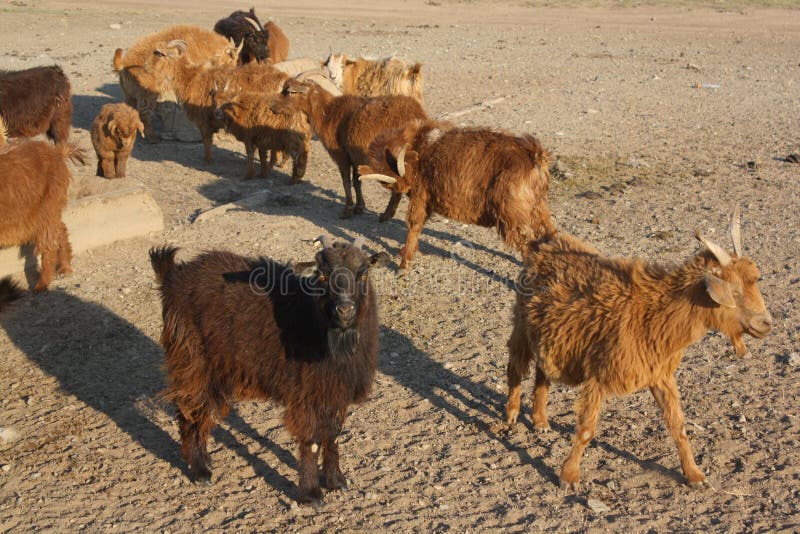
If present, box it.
[757,314,773,332]
[336,302,355,318]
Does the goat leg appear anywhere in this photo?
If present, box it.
[115,151,130,178]
[379,192,403,223]
[297,441,323,505]
[560,380,604,491]
[398,200,429,273]
[352,167,365,215]
[650,377,709,489]
[321,413,347,491]
[258,145,273,179]
[336,157,355,219]
[531,367,551,431]
[177,409,213,485]
[55,222,72,276]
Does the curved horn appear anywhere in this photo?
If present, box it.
[359,174,397,184]
[695,228,732,267]
[296,68,326,82]
[165,39,188,55]
[352,236,365,251]
[315,235,334,249]
[244,17,261,31]
[730,202,743,257]
[396,144,407,178]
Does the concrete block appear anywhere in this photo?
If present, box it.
[0,184,163,279]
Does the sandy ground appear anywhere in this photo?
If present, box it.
[1,0,799,531]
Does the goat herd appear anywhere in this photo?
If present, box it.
[0,7,774,507]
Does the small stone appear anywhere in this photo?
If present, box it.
[109,23,122,30]
[738,414,747,424]
[784,352,800,366]
[0,428,20,444]
[1,464,11,472]
[587,498,610,513]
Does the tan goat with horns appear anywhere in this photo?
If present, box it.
[504,204,772,490]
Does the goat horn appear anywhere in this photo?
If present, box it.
[695,228,732,266]
[396,144,408,178]
[352,236,365,250]
[315,235,334,249]
[244,17,261,31]
[730,202,743,257]
[359,174,397,184]
[0,115,7,146]
[296,68,325,82]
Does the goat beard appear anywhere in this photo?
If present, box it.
[327,327,359,360]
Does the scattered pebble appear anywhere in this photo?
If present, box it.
[109,23,121,30]
[1,464,11,472]
[587,498,610,513]
[0,428,19,444]
[785,154,799,164]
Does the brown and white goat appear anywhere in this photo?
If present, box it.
[323,53,423,103]
[91,103,144,178]
[0,117,86,291]
[211,84,310,182]
[505,206,772,490]
[113,26,241,140]
[150,236,389,505]
[0,65,72,143]
[150,41,288,162]
[271,78,429,218]
[358,120,556,272]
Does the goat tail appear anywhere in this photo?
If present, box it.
[519,134,551,171]
[113,48,124,71]
[0,277,24,314]
[150,245,179,285]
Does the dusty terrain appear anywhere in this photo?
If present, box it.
[1,0,799,531]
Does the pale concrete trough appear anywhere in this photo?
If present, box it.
[0,184,163,279]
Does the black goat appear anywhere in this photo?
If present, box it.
[150,236,389,505]
[213,8,269,64]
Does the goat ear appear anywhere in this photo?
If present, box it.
[345,59,357,66]
[369,251,392,269]
[107,119,118,136]
[137,121,145,138]
[704,273,737,308]
[409,63,422,76]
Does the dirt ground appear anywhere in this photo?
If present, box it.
[1,0,799,531]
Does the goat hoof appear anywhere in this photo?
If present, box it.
[688,479,711,491]
[533,422,551,432]
[323,473,348,491]
[559,479,580,492]
[298,487,324,506]
[378,213,392,223]
[353,205,365,215]
[193,474,213,486]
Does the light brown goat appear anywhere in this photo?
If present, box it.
[271,78,429,217]
[113,26,241,140]
[505,206,772,490]
[0,117,86,291]
[150,41,288,162]
[358,120,556,272]
[91,103,144,178]
[264,21,290,64]
[212,85,310,182]
[323,54,423,103]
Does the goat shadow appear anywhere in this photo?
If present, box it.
[0,290,302,498]
[378,326,684,489]
[196,175,520,288]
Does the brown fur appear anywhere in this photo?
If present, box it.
[150,42,289,161]
[113,25,240,140]
[0,122,86,291]
[150,240,386,504]
[90,103,144,178]
[264,21,290,64]
[505,229,772,490]
[0,65,72,143]
[323,54,423,103]
[358,120,556,271]
[211,87,310,182]
[271,79,428,217]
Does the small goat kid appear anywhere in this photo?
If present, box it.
[150,237,389,504]
[91,103,144,178]
[505,206,772,490]
[358,121,556,272]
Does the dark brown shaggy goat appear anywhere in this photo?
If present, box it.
[214,8,270,64]
[150,237,389,504]
[505,206,772,490]
[0,118,86,291]
[271,78,429,218]
[358,120,557,272]
[0,65,72,143]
